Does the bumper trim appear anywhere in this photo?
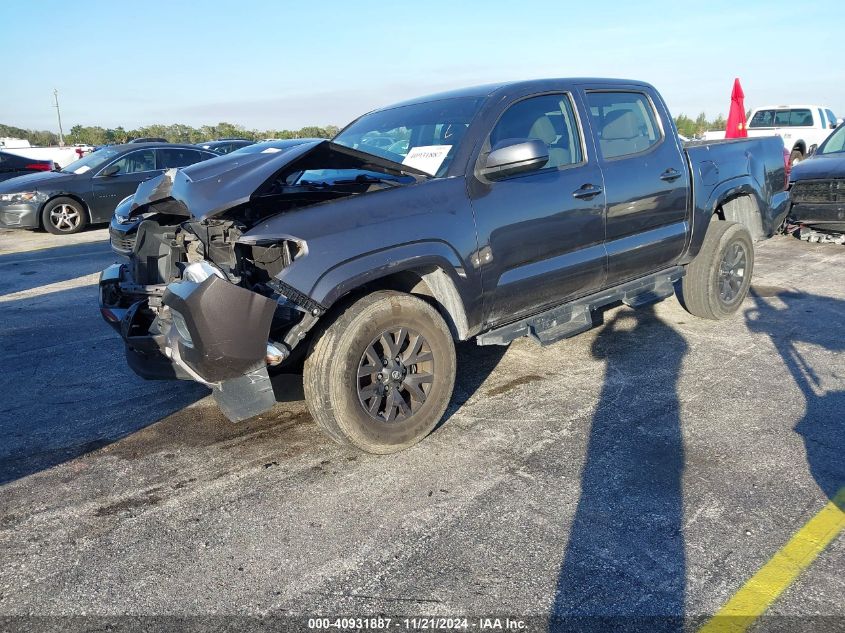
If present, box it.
[0,202,40,229]
[212,364,277,422]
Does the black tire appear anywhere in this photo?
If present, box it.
[678,220,754,320]
[789,148,804,166]
[42,197,88,235]
[303,290,456,454]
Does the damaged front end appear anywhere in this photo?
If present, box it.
[100,141,425,421]
[99,218,323,421]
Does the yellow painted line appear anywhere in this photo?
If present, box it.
[699,487,845,633]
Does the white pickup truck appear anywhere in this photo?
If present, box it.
[700,105,839,164]
[0,139,92,170]
[746,105,839,164]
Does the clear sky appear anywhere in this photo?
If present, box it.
[1,0,841,132]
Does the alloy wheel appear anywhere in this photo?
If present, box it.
[356,327,434,422]
[718,241,747,304]
[49,204,81,232]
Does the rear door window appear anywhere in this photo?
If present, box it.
[586,91,662,159]
[158,148,205,168]
[110,149,157,174]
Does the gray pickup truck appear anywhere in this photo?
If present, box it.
[99,78,789,453]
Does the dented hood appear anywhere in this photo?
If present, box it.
[129,140,430,221]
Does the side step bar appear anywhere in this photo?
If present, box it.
[477,266,685,347]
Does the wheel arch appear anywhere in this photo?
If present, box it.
[717,192,766,241]
[703,179,768,240]
[307,244,472,341]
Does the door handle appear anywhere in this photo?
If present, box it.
[660,168,682,182]
[572,184,603,199]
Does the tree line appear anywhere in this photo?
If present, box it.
[3,112,735,147]
[1,122,340,146]
[674,112,729,138]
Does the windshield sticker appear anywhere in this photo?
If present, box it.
[402,145,451,175]
[74,166,91,174]
[261,147,282,153]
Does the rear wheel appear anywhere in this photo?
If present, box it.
[303,291,456,454]
[42,197,88,235]
[678,220,754,320]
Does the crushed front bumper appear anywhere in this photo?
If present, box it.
[0,202,40,229]
[99,263,283,421]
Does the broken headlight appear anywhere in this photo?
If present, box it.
[183,261,228,284]
[169,309,194,348]
[0,191,47,204]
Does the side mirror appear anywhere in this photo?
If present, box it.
[100,164,120,177]
[481,139,549,180]
[807,144,817,157]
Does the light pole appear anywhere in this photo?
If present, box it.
[53,89,65,147]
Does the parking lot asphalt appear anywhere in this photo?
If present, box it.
[0,228,843,631]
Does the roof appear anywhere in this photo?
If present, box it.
[103,142,209,151]
[374,78,654,111]
[751,105,833,110]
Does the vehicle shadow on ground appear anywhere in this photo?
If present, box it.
[0,239,115,297]
[439,340,508,428]
[550,304,687,632]
[745,288,845,509]
[0,283,207,485]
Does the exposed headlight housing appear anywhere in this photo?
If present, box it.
[0,191,47,204]
[183,261,227,284]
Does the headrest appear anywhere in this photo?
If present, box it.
[529,116,557,144]
[602,110,640,140]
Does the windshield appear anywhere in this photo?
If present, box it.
[332,96,483,176]
[61,148,122,174]
[230,139,317,156]
[295,168,414,187]
[818,125,845,155]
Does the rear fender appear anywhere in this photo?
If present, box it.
[688,177,787,259]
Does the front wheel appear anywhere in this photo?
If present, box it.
[303,291,456,454]
[42,197,88,235]
[789,149,804,166]
[678,220,754,320]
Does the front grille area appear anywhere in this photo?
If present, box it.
[791,179,844,204]
[110,230,136,253]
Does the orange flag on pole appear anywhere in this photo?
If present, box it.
[725,78,747,138]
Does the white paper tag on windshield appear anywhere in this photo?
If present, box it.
[402,145,451,175]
